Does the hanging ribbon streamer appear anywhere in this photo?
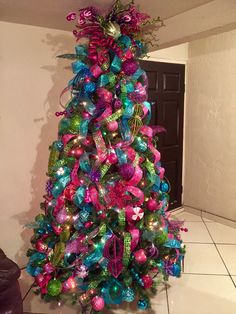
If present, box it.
[71,161,80,186]
[126,186,144,206]
[73,186,86,206]
[123,232,131,267]
[93,130,107,162]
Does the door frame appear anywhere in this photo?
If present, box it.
[140,56,187,209]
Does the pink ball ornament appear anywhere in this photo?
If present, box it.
[142,274,153,289]
[107,153,118,164]
[147,199,158,212]
[91,296,105,312]
[134,249,147,264]
[35,240,48,253]
[119,163,135,180]
[82,112,90,119]
[107,120,118,132]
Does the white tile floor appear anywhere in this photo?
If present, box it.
[19,209,236,314]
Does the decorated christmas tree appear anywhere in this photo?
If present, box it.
[26,1,186,313]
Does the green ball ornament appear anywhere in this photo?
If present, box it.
[35,214,45,223]
[157,231,168,245]
[70,115,81,132]
[47,279,62,296]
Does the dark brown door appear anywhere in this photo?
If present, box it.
[140,60,185,210]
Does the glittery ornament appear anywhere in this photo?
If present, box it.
[119,163,135,180]
[91,296,105,311]
[107,152,118,164]
[134,249,147,264]
[147,198,158,211]
[47,279,62,296]
[138,299,148,310]
[122,287,135,302]
[35,240,48,253]
[56,207,68,224]
[141,274,153,289]
[107,120,118,132]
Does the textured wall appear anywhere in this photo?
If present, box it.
[0,21,189,266]
[0,21,74,265]
[184,29,236,221]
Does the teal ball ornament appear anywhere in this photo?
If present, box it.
[138,299,148,310]
[160,181,169,193]
[122,287,135,302]
[53,140,64,151]
[58,118,70,135]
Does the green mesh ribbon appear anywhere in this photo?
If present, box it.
[48,146,60,176]
[105,108,123,123]
[63,141,75,154]
[100,163,111,178]
[99,223,107,236]
[133,153,140,167]
[118,209,125,228]
[144,158,156,176]
[123,232,131,267]
[88,269,109,289]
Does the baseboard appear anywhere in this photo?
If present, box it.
[184,205,236,229]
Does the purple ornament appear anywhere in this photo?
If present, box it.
[122,59,139,76]
[113,98,122,109]
[119,163,135,180]
[77,264,89,278]
[45,179,53,195]
[89,169,101,182]
[146,244,159,258]
[56,208,68,224]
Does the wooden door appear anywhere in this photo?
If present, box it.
[140,60,185,210]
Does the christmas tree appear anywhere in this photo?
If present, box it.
[26,1,186,313]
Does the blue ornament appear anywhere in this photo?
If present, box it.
[160,181,169,193]
[122,287,135,302]
[171,263,181,277]
[53,140,64,151]
[138,299,148,310]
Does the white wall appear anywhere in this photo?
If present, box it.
[145,43,189,64]
[184,29,236,221]
[0,21,74,265]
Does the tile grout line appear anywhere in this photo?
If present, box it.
[22,283,34,302]
[202,219,236,289]
[183,272,230,276]
[165,283,170,314]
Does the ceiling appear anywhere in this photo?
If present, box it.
[0,0,213,32]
